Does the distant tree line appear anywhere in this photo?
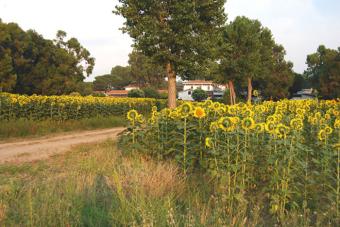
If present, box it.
[0,19,95,95]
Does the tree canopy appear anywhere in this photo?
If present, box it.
[0,19,95,95]
[216,16,294,102]
[114,0,227,108]
[305,45,340,99]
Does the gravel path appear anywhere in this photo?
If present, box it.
[0,127,125,164]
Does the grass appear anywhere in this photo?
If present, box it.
[0,140,337,226]
[0,116,127,141]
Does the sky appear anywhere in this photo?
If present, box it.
[0,0,339,81]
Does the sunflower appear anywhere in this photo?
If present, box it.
[194,107,206,119]
[334,119,340,129]
[241,117,255,131]
[127,109,138,122]
[253,90,259,97]
[179,103,193,118]
[290,118,303,131]
[218,117,235,132]
[228,105,237,115]
[212,102,221,111]
[205,137,214,148]
[318,129,327,141]
[137,114,144,124]
[275,123,290,139]
[210,121,219,132]
[324,125,333,135]
[254,123,265,133]
[265,121,276,134]
[152,106,158,112]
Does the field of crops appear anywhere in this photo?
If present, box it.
[122,99,340,225]
[0,93,166,121]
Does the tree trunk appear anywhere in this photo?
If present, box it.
[166,62,177,109]
[247,77,252,104]
[228,81,233,105]
[228,81,236,105]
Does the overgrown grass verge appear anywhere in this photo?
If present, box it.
[0,116,127,141]
[0,139,337,226]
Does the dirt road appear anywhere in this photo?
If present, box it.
[0,127,125,164]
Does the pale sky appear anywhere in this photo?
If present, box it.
[0,0,339,81]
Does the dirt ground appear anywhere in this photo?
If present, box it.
[0,127,125,164]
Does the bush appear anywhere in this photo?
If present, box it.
[142,87,160,98]
[128,89,145,98]
[159,92,168,99]
[192,88,208,102]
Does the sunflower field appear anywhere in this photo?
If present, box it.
[0,93,166,121]
[122,99,340,225]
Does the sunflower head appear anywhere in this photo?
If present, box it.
[194,107,206,119]
[318,129,327,141]
[127,109,138,122]
[253,90,259,97]
[212,102,221,111]
[254,123,265,133]
[152,106,158,112]
[205,137,214,148]
[218,117,235,132]
[334,119,340,129]
[210,121,219,132]
[290,118,303,131]
[241,117,255,131]
[275,123,290,139]
[265,121,276,134]
[324,125,333,135]
[179,103,193,118]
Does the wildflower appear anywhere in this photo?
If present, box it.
[179,103,193,118]
[205,137,214,148]
[265,121,276,134]
[254,123,265,133]
[218,117,235,132]
[127,109,138,122]
[241,117,255,131]
[290,118,303,131]
[210,121,219,132]
[193,107,206,119]
[318,129,327,141]
[275,123,290,139]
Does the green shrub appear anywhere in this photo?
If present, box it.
[192,88,208,102]
[142,87,160,98]
[128,89,145,98]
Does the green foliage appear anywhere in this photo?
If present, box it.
[217,16,294,100]
[121,100,339,225]
[115,0,227,107]
[0,93,166,121]
[129,50,166,87]
[289,73,310,95]
[192,88,208,101]
[0,20,95,95]
[127,89,145,98]
[93,66,132,91]
[142,87,160,98]
[305,45,340,99]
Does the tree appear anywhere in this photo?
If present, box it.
[0,20,95,95]
[305,45,340,99]
[114,0,227,108]
[192,88,208,102]
[217,16,293,102]
[129,50,166,88]
[289,73,310,96]
[93,66,132,91]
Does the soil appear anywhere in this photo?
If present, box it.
[0,127,125,164]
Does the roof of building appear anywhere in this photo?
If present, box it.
[105,90,129,95]
[183,80,214,85]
